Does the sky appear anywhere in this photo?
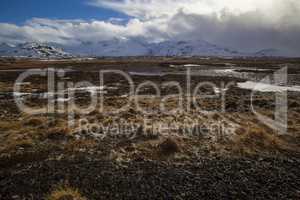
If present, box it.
[0,0,129,24]
[0,0,300,55]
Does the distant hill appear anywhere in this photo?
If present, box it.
[0,42,72,58]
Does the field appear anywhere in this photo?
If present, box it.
[0,57,299,199]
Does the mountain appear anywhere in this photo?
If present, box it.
[0,42,72,58]
[0,39,294,58]
[66,39,242,57]
[65,38,150,57]
[148,40,241,57]
[253,48,286,57]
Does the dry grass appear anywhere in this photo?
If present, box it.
[233,126,289,155]
[47,185,86,200]
[23,117,45,127]
[0,121,22,132]
[44,127,71,140]
[64,139,97,153]
[0,138,34,154]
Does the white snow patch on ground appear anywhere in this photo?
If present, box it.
[214,87,229,94]
[183,64,201,67]
[55,97,72,103]
[67,86,108,95]
[15,82,31,86]
[237,81,300,92]
[214,69,236,73]
[13,92,31,97]
[129,72,165,77]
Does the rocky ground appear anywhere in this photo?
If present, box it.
[0,155,299,200]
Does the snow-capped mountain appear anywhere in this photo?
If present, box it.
[65,38,243,57]
[0,42,72,58]
[148,40,241,57]
[0,39,293,58]
[0,43,16,55]
[65,38,149,57]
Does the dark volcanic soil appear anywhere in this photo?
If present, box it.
[0,156,299,200]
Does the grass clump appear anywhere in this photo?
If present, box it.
[47,185,86,200]
[45,127,71,140]
[159,137,180,155]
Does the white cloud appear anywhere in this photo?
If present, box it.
[0,17,169,44]
[88,0,300,55]
[90,0,299,20]
[0,0,299,55]
[0,19,124,44]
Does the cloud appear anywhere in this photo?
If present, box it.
[0,0,299,55]
[89,0,299,20]
[166,10,300,55]
[0,18,137,45]
[88,0,300,55]
[0,16,170,44]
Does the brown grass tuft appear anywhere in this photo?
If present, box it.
[0,121,22,132]
[64,139,97,153]
[45,127,71,140]
[23,117,44,127]
[158,137,180,155]
[47,185,86,200]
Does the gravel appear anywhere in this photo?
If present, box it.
[0,156,299,200]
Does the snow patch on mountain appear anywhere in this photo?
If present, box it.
[64,38,243,57]
[65,38,150,57]
[148,40,242,57]
[0,42,72,58]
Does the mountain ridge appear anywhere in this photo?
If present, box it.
[0,42,72,58]
[0,39,294,58]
